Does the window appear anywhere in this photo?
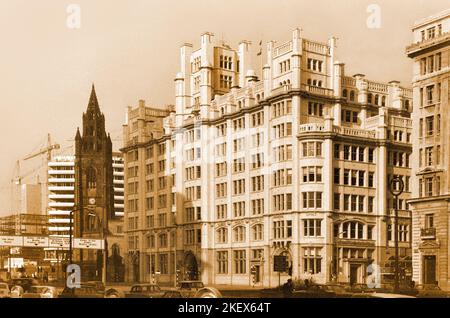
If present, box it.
[252,224,263,241]
[302,192,322,209]
[233,179,245,195]
[334,168,340,184]
[217,251,228,274]
[220,75,232,89]
[87,167,96,189]
[368,197,374,213]
[251,112,264,127]
[251,199,264,215]
[234,250,246,274]
[216,204,227,219]
[273,220,286,239]
[159,254,168,275]
[216,182,227,198]
[343,222,364,239]
[368,172,374,188]
[308,102,324,116]
[302,142,322,157]
[426,116,434,136]
[304,219,322,237]
[303,247,322,274]
[233,226,246,242]
[302,166,322,183]
[426,85,434,105]
[216,228,228,243]
[233,201,246,217]
[425,147,433,166]
[425,177,433,196]
[334,193,340,210]
[425,214,434,229]
[273,193,292,211]
[334,144,340,159]
[272,100,292,118]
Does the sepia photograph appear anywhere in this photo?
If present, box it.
[0,0,449,309]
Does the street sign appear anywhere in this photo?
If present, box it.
[273,255,288,272]
[74,238,104,250]
[48,237,70,248]
[23,236,49,247]
[0,236,22,247]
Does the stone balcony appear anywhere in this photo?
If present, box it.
[406,32,450,57]
[421,227,436,240]
[333,126,376,139]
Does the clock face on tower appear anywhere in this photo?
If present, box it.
[89,198,96,205]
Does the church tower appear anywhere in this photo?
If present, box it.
[74,84,115,280]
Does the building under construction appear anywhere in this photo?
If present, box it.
[0,213,49,280]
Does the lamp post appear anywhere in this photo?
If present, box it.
[87,211,107,285]
[68,206,78,266]
[389,176,404,293]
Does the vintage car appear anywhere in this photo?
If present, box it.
[22,286,57,298]
[124,284,165,298]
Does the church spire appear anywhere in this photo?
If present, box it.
[87,83,101,114]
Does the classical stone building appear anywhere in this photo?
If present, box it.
[72,85,125,282]
[407,9,450,290]
[122,30,413,287]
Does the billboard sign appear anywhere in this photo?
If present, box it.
[48,236,70,248]
[74,238,104,249]
[0,236,23,247]
[23,236,49,247]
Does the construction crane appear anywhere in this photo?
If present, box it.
[10,133,60,214]
[23,134,60,162]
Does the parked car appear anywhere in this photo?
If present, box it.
[84,281,105,296]
[0,283,10,298]
[292,285,335,298]
[104,288,124,298]
[124,284,165,298]
[317,284,354,298]
[22,286,57,298]
[194,287,222,298]
[58,285,104,298]
[177,281,205,298]
[162,290,184,298]
[351,292,415,298]
[415,284,450,298]
[8,278,39,293]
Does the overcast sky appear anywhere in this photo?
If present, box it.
[0,0,448,216]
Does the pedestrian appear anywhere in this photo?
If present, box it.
[282,279,294,297]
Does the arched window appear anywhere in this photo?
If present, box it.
[256,94,260,102]
[350,90,355,102]
[307,79,312,86]
[318,80,322,87]
[342,89,348,98]
[381,96,386,106]
[342,221,364,239]
[252,224,263,241]
[112,243,120,256]
[216,228,228,244]
[87,166,97,189]
[368,93,373,104]
[233,226,246,242]
[312,80,317,86]
[374,94,379,105]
